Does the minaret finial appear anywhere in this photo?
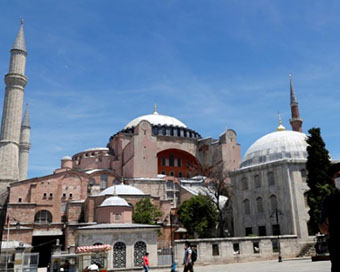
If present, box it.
[12,19,26,52]
[289,73,297,104]
[277,113,286,131]
[154,104,159,115]
[289,74,303,132]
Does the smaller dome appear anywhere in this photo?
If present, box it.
[62,156,72,160]
[98,184,145,196]
[100,196,129,207]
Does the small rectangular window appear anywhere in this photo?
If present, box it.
[245,227,253,236]
[253,242,260,253]
[18,198,22,203]
[162,157,166,166]
[272,224,281,236]
[233,243,240,254]
[272,239,279,253]
[212,244,219,256]
[258,226,267,236]
[177,158,182,167]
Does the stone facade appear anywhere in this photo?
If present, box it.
[231,160,309,240]
[76,225,159,269]
[174,235,312,265]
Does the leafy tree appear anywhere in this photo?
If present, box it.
[306,127,333,234]
[177,194,218,238]
[132,197,162,225]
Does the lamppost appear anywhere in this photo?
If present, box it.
[169,213,175,264]
[271,208,283,263]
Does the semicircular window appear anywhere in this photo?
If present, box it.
[34,210,52,224]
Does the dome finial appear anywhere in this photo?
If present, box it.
[277,113,286,131]
[154,104,159,115]
[113,185,117,196]
[20,18,24,25]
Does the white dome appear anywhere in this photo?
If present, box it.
[241,130,308,168]
[124,113,187,129]
[98,184,145,196]
[100,196,129,207]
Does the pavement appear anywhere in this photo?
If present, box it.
[152,258,331,272]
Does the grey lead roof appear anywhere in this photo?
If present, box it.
[12,20,26,52]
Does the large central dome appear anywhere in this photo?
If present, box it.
[241,130,308,168]
[124,107,187,129]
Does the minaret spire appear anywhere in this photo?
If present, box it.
[19,104,31,180]
[0,20,28,195]
[289,74,303,132]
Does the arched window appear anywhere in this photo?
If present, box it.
[270,195,278,212]
[243,199,250,215]
[113,242,126,268]
[268,172,275,186]
[256,197,264,213]
[134,241,147,267]
[254,175,261,188]
[100,175,108,189]
[169,155,175,166]
[34,210,52,223]
[241,177,248,191]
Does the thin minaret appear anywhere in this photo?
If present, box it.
[19,104,31,181]
[289,74,303,132]
[0,19,28,194]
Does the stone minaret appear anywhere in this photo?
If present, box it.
[19,104,31,181]
[0,20,27,193]
[289,74,303,132]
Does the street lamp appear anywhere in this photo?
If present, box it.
[271,208,283,263]
[170,213,174,264]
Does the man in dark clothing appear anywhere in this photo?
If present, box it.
[319,163,340,272]
[183,241,193,272]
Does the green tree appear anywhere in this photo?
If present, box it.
[306,127,333,234]
[177,194,218,238]
[132,197,162,224]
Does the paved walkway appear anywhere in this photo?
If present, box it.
[153,259,331,272]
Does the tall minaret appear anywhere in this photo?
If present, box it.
[19,104,31,181]
[289,74,303,132]
[0,20,28,193]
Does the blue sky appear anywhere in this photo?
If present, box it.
[1,0,340,178]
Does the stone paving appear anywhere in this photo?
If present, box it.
[153,259,331,272]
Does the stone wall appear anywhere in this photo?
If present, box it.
[174,235,308,265]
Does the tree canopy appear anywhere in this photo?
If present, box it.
[177,194,218,238]
[306,127,333,234]
[132,197,162,225]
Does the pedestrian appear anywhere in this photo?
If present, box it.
[182,241,193,272]
[143,252,149,272]
[319,162,340,272]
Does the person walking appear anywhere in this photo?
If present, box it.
[183,241,193,272]
[143,252,149,272]
[319,163,340,272]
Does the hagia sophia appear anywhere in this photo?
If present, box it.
[0,22,314,268]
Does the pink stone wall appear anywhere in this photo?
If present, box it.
[96,206,132,223]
